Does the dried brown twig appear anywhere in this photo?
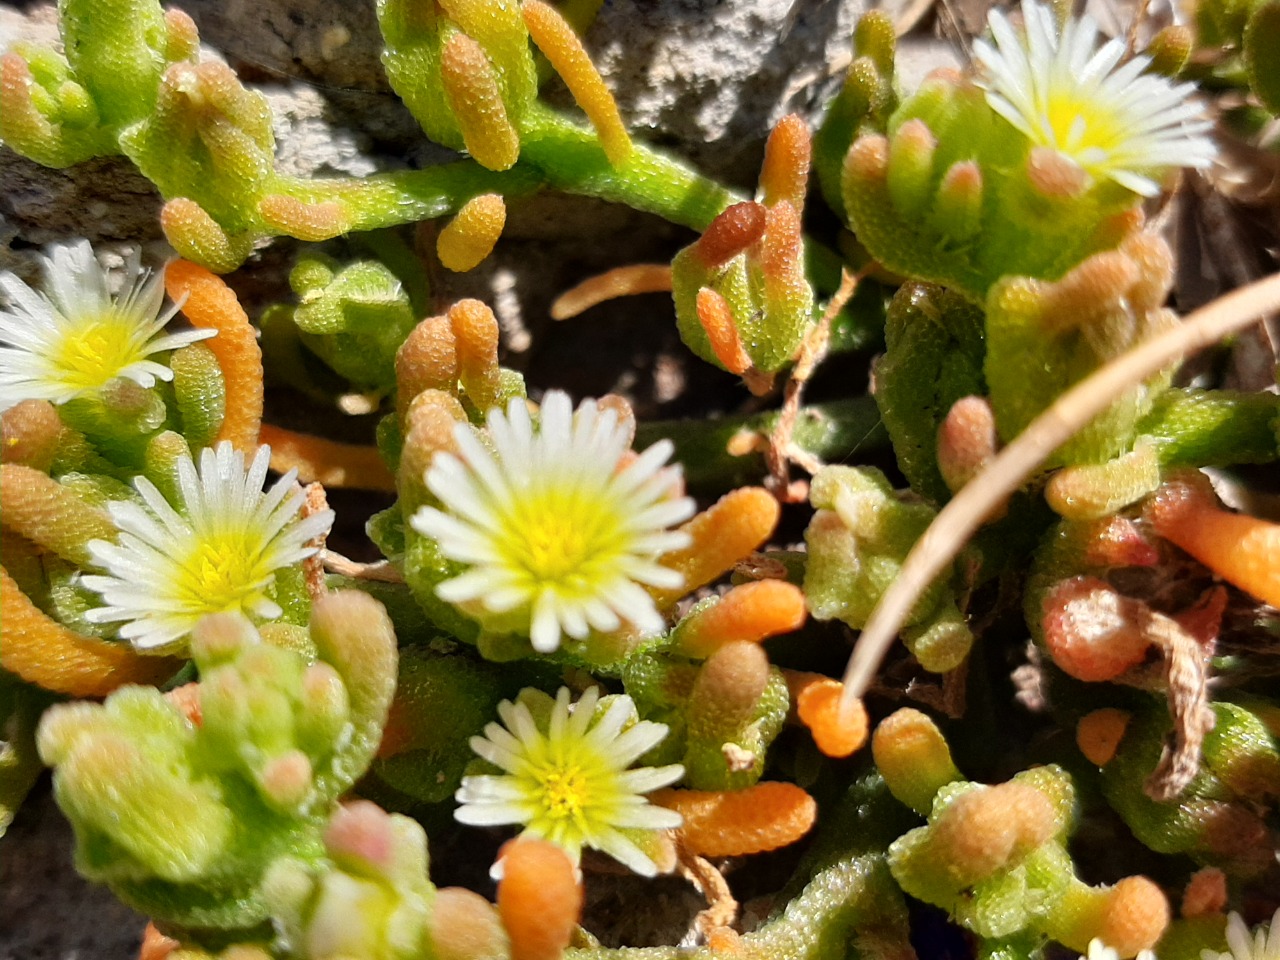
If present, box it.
[839,268,1280,710]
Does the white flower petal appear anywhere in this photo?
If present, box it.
[81,440,331,651]
[975,0,1216,194]
[455,686,679,876]
[418,389,690,654]
[0,240,214,413]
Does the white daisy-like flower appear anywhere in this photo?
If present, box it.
[973,0,1216,196]
[82,442,335,650]
[1203,909,1280,960]
[410,390,696,654]
[455,685,684,876]
[0,239,214,412]
[1080,938,1158,960]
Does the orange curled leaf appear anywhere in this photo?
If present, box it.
[0,54,54,150]
[448,299,502,410]
[258,424,394,492]
[1,566,179,697]
[649,487,780,608]
[440,33,521,172]
[0,463,117,565]
[930,782,1058,886]
[165,260,263,452]
[398,391,469,503]
[759,114,811,212]
[1148,474,1280,608]
[675,579,806,658]
[396,316,458,422]
[550,264,673,320]
[1062,875,1170,957]
[1076,708,1130,766]
[688,641,771,737]
[651,782,817,857]
[258,195,351,243]
[437,194,506,273]
[795,676,869,758]
[2,399,65,470]
[159,198,251,275]
[496,837,583,960]
[523,0,632,165]
[163,8,199,61]
[936,396,998,494]
[695,288,751,376]
[1180,867,1227,919]
[760,201,804,286]
[695,202,768,268]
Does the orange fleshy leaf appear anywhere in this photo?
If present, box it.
[795,676,869,758]
[159,198,252,275]
[523,0,632,165]
[651,781,817,857]
[496,837,583,960]
[649,487,780,609]
[440,33,521,172]
[1076,708,1131,766]
[1180,867,1226,919]
[396,316,458,423]
[695,287,751,376]
[258,195,351,242]
[688,641,770,738]
[1055,875,1170,957]
[1,566,179,697]
[164,260,263,452]
[437,194,507,273]
[930,782,1058,887]
[1041,576,1153,682]
[448,299,502,410]
[2,399,66,470]
[0,463,117,565]
[674,579,806,658]
[550,264,673,320]
[398,390,469,504]
[759,114,810,212]
[1147,474,1280,609]
[695,203,768,269]
[258,424,395,492]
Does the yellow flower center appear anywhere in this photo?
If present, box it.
[505,487,625,586]
[540,766,589,820]
[178,533,269,613]
[52,313,146,391]
[1043,93,1123,165]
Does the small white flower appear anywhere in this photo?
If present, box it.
[410,390,696,653]
[1080,939,1158,960]
[82,442,335,650]
[456,685,684,876]
[0,240,214,412]
[1203,909,1280,960]
[973,0,1215,196]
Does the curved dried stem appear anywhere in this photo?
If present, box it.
[840,269,1280,708]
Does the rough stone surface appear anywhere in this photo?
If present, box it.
[578,0,862,185]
